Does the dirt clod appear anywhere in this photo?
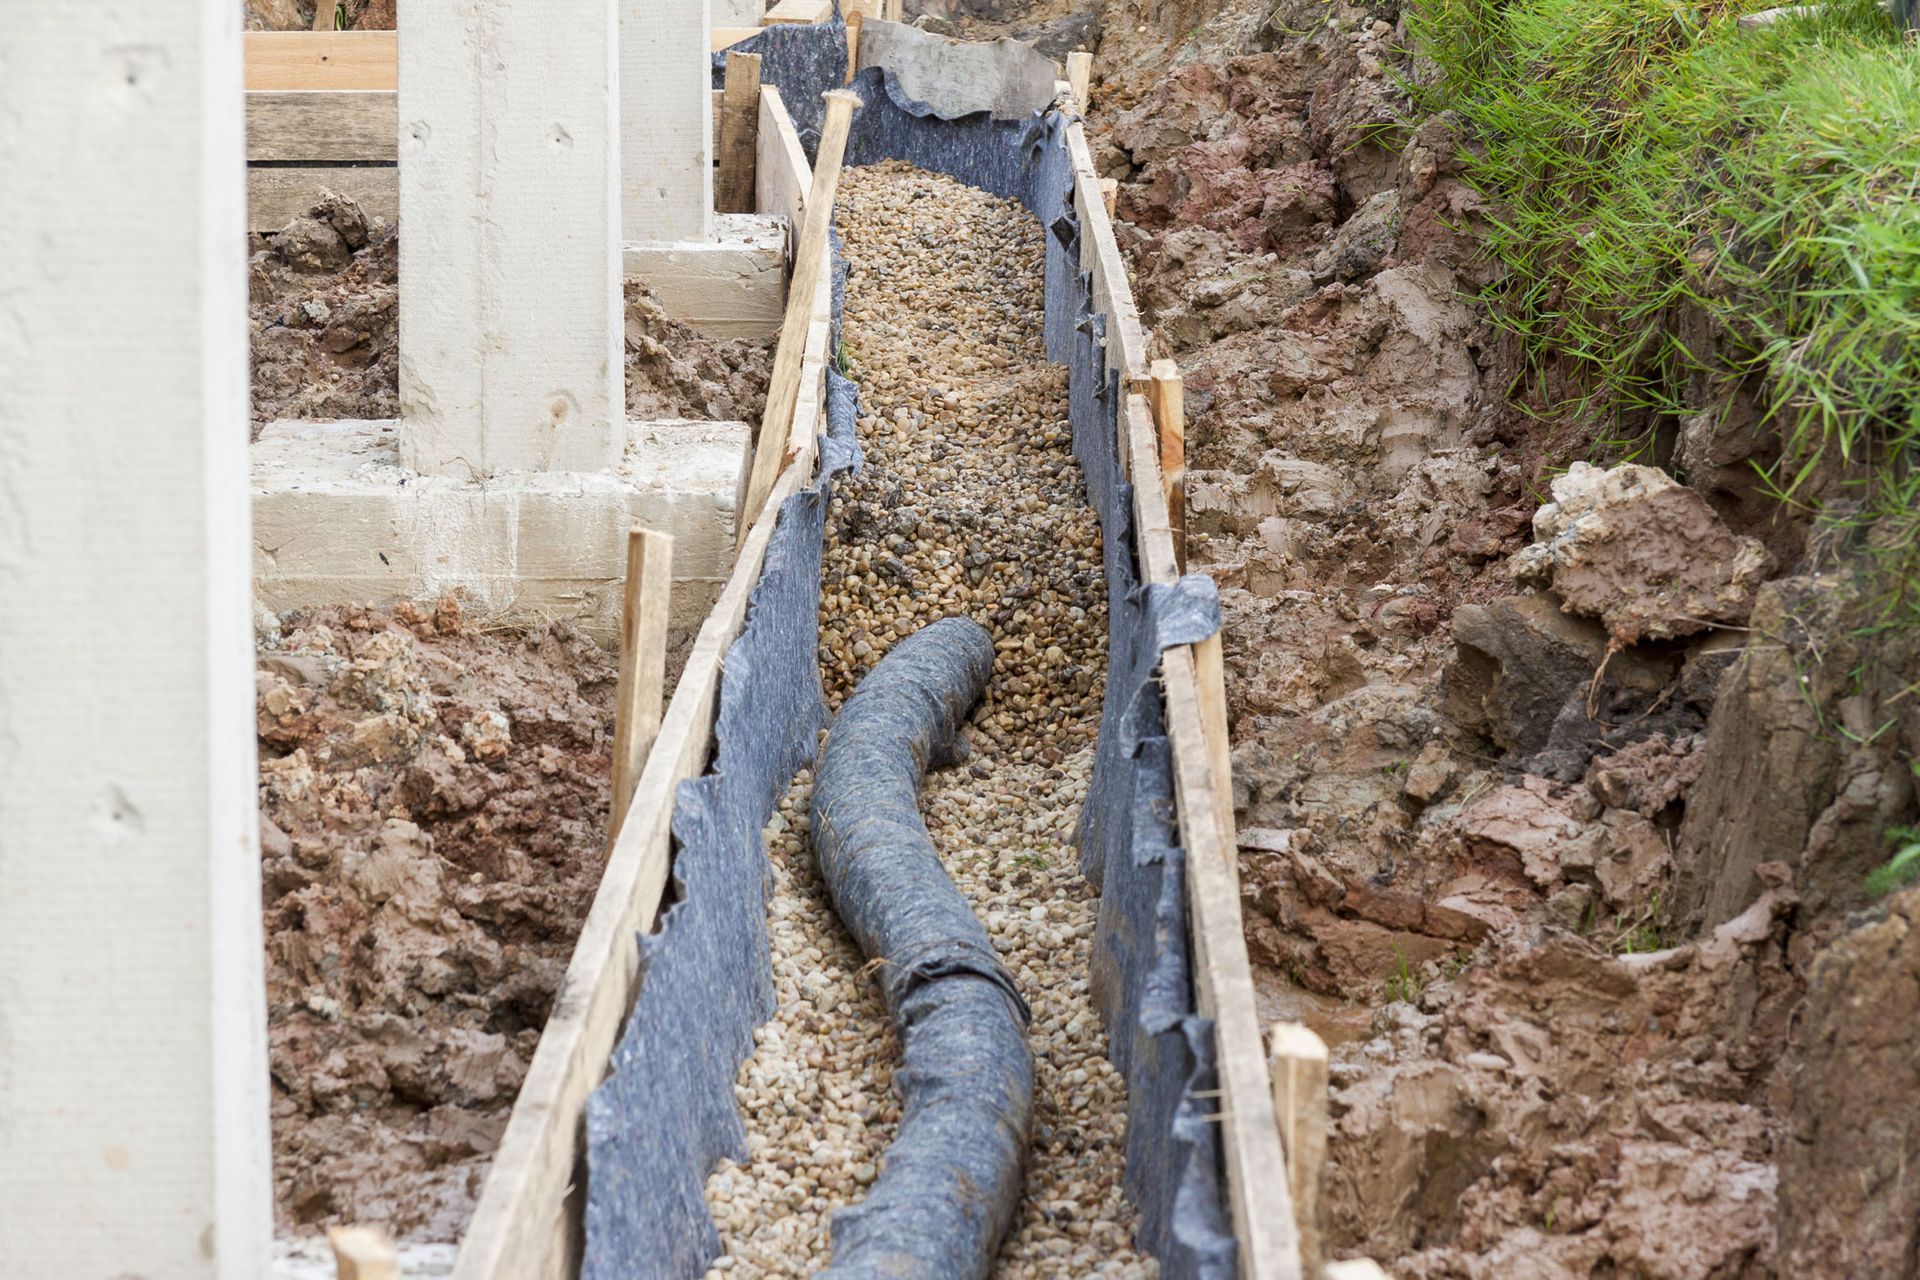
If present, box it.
[258,599,616,1240]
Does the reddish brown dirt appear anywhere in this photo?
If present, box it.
[1071,0,1920,1271]
[248,194,774,430]
[256,597,616,1239]
[245,0,392,29]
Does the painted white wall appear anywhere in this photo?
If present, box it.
[0,5,272,1278]
[398,0,626,478]
[624,0,715,243]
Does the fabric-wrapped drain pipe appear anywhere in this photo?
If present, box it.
[809,616,1035,1279]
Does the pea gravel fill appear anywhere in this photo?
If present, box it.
[583,45,1237,1278]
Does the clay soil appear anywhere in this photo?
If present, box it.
[256,597,621,1239]
[1033,0,1920,1271]
[249,193,774,432]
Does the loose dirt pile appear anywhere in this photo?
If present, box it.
[249,194,774,430]
[256,597,617,1240]
[1061,0,1920,1270]
[701,162,1150,1277]
[250,192,399,431]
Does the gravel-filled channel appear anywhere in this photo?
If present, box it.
[699,161,1155,1277]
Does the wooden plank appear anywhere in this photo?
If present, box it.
[609,529,673,843]
[328,1226,399,1280]
[246,89,396,162]
[245,31,396,90]
[717,53,764,215]
[1163,643,1301,1280]
[1149,358,1186,569]
[1066,50,1093,114]
[1123,385,1302,1276]
[1066,121,1149,379]
[1269,1023,1329,1277]
[755,86,810,232]
[246,165,394,232]
[737,88,860,543]
[713,24,766,49]
[454,422,827,1280]
[764,0,832,21]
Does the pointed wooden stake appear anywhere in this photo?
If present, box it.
[738,88,862,541]
[328,1226,400,1280]
[610,528,674,841]
[1066,50,1093,114]
[717,52,763,215]
[846,11,864,81]
[1148,358,1186,568]
[1268,1022,1329,1276]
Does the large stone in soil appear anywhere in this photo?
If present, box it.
[1777,885,1920,1277]
[1510,461,1770,644]
[1444,593,1668,759]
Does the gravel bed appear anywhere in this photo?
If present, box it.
[700,162,1153,1277]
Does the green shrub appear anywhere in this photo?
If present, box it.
[1407,0,1920,615]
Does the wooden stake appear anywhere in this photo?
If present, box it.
[738,88,861,542]
[1269,1022,1329,1277]
[1066,50,1093,114]
[1149,358,1185,568]
[1325,1262,1392,1280]
[845,11,863,81]
[609,528,673,842]
[328,1226,399,1280]
[1099,176,1118,217]
[1193,630,1236,855]
[716,52,763,215]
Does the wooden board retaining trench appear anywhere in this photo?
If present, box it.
[449,85,832,1280]
[264,59,1307,1280]
[1066,115,1307,1280]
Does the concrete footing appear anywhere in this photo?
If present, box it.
[253,419,751,642]
[626,213,789,338]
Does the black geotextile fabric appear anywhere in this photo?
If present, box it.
[810,617,1034,1280]
[580,369,862,1280]
[711,10,849,154]
[585,26,1237,1278]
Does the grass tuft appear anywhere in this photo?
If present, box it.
[1407,0,1920,619]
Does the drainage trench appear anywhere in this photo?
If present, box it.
[700,161,1152,1278]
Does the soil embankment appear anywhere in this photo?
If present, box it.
[1035,0,1920,1269]
[256,600,621,1239]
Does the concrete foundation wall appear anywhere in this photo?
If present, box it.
[623,0,714,243]
[254,420,751,643]
[0,6,273,1277]
[626,213,788,338]
[398,0,625,479]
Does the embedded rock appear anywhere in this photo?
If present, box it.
[1509,462,1770,644]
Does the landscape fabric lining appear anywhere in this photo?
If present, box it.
[584,37,1237,1279]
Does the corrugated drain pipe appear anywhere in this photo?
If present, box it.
[808,615,1034,1279]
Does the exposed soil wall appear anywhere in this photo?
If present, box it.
[256,599,619,1239]
[1024,0,1920,1270]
